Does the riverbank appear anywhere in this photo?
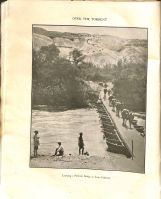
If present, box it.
[30,154,144,173]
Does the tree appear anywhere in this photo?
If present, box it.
[40,44,60,63]
[32,44,96,108]
[70,49,85,65]
[112,58,147,111]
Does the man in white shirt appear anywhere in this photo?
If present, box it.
[54,142,64,156]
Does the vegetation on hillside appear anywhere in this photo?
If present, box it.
[32,45,98,109]
[32,27,147,112]
[111,59,147,112]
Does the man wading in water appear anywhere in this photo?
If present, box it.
[78,132,84,155]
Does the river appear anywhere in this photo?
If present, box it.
[31,107,107,157]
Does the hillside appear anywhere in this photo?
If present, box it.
[33,33,53,51]
[33,27,147,67]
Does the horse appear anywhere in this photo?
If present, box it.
[121,109,129,127]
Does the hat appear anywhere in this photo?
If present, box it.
[58,142,61,145]
[34,130,38,134]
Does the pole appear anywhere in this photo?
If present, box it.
[132,140,133,160]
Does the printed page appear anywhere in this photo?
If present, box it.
[1,1,160,199]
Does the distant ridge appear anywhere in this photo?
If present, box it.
[33,27,147,67]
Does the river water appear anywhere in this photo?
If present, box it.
[31,108,107,157]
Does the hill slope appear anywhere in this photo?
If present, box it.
[33,27,147,67]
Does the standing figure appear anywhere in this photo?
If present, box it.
[121,109,129,127]
[97,96,102,104]
[107,89,112,96]
[111,98,116,112]
[115,101,124,117]
[128,111,134,129]
[108,95,113,106]
[104,83,108,88]
[78,132,84,155]
[33,130,40,157]
[54,142,64,156]
[103,87,107,100]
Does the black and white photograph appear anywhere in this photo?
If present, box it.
[30,25,147,173]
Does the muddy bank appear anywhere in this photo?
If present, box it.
[30,154,144,173]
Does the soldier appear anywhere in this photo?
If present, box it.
[103,87,108,100]
[121,109,129,127]
[111,98,117,112]
[33,130,40,157]
[115,101,122,117]
[78,132,84,155]
[108,95,113,106]
[104,83,108,88]
[107,89,112,96]
[128,111,134,129]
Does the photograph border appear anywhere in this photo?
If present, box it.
[30,24,148,173]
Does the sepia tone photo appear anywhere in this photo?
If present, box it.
[30,25,147,173]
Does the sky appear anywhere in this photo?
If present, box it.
[35,25,147,40]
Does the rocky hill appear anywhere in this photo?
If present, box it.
[33,27,147,67]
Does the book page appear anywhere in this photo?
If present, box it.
[1,1,160,199]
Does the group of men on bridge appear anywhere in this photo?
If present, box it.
[103,84,134,129]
